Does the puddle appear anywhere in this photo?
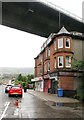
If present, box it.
[51,101,83,109]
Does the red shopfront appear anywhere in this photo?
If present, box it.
[43,74,51,93]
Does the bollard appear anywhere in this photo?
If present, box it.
[14,99,19,108]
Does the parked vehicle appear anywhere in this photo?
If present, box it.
[8,86,23,97]
[5,84,12,93]
[27,84,34,89]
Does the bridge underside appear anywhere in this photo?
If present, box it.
[2,2,84,38]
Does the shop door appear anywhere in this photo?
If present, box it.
[51,80,58,94]
[44,80,48,92]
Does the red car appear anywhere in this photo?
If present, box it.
[8,86,23,97]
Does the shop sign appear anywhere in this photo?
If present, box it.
[49,72,58,80]
[39,77,43,80]
[43,74,50,79]
[32,77,43,82]
[59,71,75,76]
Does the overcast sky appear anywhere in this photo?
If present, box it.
[0,0,84,68]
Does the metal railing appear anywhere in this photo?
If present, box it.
[37,0,84,23]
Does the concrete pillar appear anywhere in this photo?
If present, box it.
[82,2,84,60]
[82,1,84,22]
[0,1,2,25]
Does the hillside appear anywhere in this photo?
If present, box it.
[0,67,34,75]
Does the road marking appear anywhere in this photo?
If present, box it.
[14,108,19,116]
[4,102,8,107]
[0,102,10,120]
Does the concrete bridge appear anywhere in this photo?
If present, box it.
[1,0,84,37]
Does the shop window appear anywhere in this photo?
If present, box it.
[54,40,56,51]
[66,56,71,67]
[65,38,70,48]
[58,56,63,68]
[58,37,63,48]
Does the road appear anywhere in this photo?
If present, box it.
[0,85,83,119]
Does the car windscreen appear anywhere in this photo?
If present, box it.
[11,86,20,89]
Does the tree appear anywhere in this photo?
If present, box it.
[73,60,84,70]
[15,74,34,87]
[27,74,34,84]
[17,74,23,81]
[73,60,84,101]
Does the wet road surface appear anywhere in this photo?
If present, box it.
[0,85,83,119]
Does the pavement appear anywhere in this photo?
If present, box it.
[28,90,84,119]
[28,89,79,103]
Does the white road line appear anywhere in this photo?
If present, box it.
[0,102,10,120]
[4,102,8,107]
[14,108,19,116]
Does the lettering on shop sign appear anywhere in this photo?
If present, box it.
[49,72,58,77]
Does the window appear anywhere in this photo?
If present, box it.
[40,67,42,74]
[45,49,47,57]
[58,37,63,48]
[58,56,63,68]
[44,64,47,72]
[48,48,50,56]
[54,40,56,51]
[66,56,71,67]
[40,56,42,62]
[54,58,56,68]
[65,38,70,48]
[48,62,50,71]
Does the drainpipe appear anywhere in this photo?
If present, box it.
[42,51,45,92]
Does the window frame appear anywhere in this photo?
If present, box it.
[48,48,50,56]
[44,64,47,72]
[48,62,50,71]
[65,56,71,68]
[54,58,56,68]
[45,49,47,57]
[65,37,70,48]
[58,37,63,48]
[58,56,63,68]
[54,40,56,51]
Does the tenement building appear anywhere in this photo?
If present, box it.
[34,27,84,97]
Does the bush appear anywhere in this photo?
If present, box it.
[77,88,84,101]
